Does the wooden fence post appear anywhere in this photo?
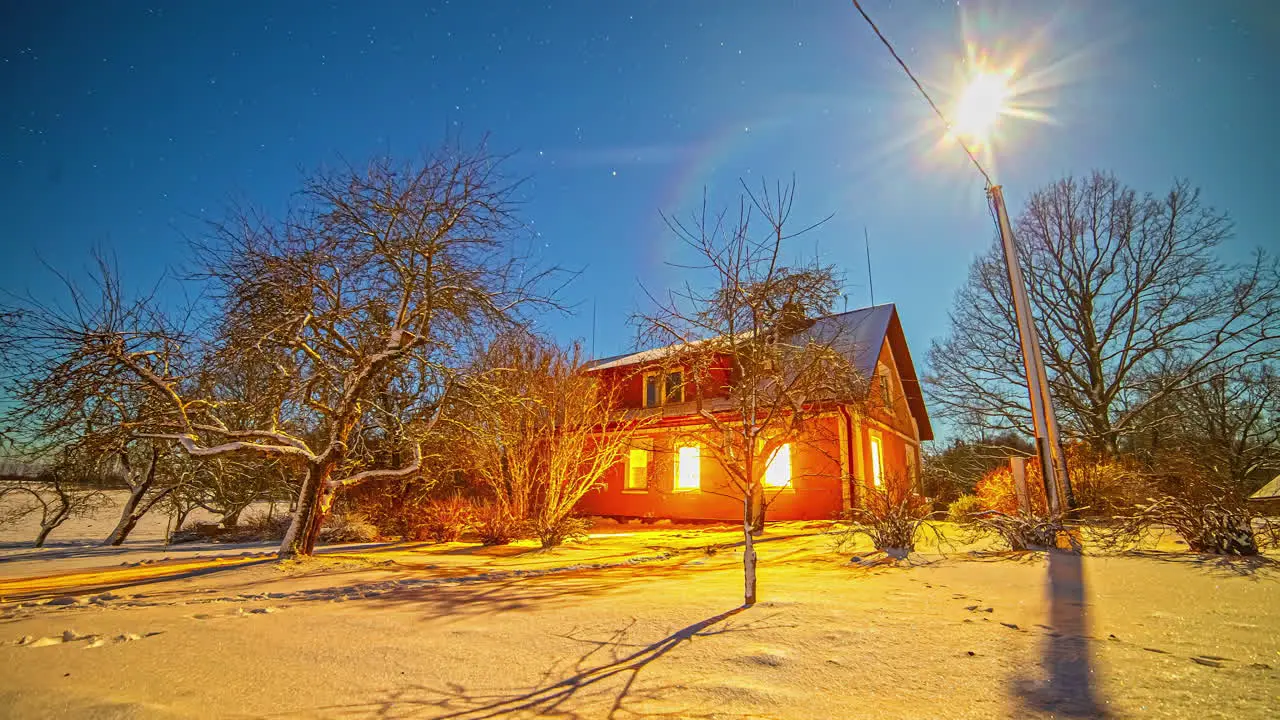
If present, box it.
[1011,456,1030,516]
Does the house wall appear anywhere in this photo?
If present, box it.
[850,339,922,503]
[579,337,926,521]
[595,355,734,410]
[575,415,846,521]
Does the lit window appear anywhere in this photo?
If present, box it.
[675,445,700,491]
[764,443,792,488]
[625,442,649,491]
[869,434,884,487]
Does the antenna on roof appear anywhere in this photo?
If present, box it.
[591,297,597,359]
[864,226,876,306]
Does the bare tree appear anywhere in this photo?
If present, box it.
[457,333,651,548]
[921,432,1035,505]
[1,142,556,559]
[928,172,1280,456]
[637,179,865,606]
[0,458,108,548]
[0,263,182,546]
[1134,363,1280,493]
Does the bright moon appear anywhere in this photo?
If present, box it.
[951,68,1014,145]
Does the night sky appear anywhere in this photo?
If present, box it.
[3,1,1277,420]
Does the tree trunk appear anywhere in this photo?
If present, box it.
[34,523,55,548]
[104,484,149,546]
[278,462,332,560]
[742,496,757,607]
[220,505,245,528]
[173,506,191,534]
[749,486,767,536]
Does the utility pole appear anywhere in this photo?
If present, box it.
[989,185,1072,512]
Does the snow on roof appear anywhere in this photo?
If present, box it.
[1249,474,1280,500]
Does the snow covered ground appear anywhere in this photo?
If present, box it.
[1,501,1278,718]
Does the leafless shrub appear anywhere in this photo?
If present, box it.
[170,510,293,544]
[455,333,650,548]
[535,515,591,549]
[0,460,110,547]
[472,503,525,546]
[337,477,441,540]
[975,461,1048,516]
[169,521,225,544]
[419,495,477,543]
[969,510,1073,552]
[839,482,937,555]
[1065,446,1154,517]
[1097,495,1261,555]
[319,510,380,544]
[1255,516,1280,551]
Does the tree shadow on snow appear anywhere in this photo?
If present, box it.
[321,556,726,624]
[1011,549,1108,718]
[283,605,788,719]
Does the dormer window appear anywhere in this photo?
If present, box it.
[644,369,684,407]
[665,370,684,403]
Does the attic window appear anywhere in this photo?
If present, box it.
[665,371,684,403]
[644,369,684,407]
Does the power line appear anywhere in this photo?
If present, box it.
[849,0,994,187]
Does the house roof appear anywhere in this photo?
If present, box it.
[585,303,934,440]
[1250,474,1280,501]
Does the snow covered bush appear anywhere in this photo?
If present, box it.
[533,515,590,549]
[946,494,984,524]
[969,510,1070,551]
[1100,495,1261,555]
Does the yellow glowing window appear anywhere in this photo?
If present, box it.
[625,444,649,491]
[869,434,884,487]
[764,443,792,488]
[675,445,700,491]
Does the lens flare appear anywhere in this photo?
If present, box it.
[950,66,1015,146]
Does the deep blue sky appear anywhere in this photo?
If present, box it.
[3,1,1277,410]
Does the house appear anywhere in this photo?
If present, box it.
[1249,474,1280,516]
[576,304,933,522]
